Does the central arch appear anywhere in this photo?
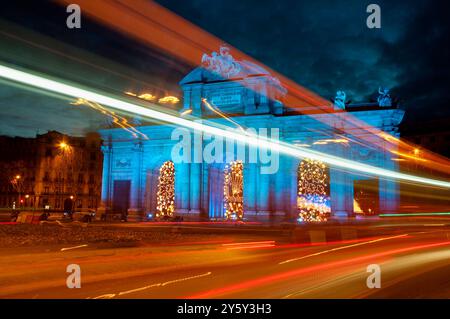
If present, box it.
[223,160,244,220]
[297,159,330,222]
[156,160,175,219]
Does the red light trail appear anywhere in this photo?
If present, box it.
[187,240,450,298]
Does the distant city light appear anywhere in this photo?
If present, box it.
[138,93,157,101]
[1,64,449,188]
[59,141,69,149]
[158,96,179,104]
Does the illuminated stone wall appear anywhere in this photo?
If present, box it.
[99,59,404,222]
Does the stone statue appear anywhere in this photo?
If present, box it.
[333,90,346,110]
[201,45,241,78]
[104,115,115,128]
[377,87,392,107]
[131,116,142,126]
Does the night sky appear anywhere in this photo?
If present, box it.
[0,0,449,137]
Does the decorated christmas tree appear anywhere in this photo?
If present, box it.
[156,161,175,218]
[297,159,330,222]
[223,161,244,220]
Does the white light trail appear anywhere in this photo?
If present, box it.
[1,64,449,188]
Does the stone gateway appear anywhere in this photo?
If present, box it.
[99,46,404,222]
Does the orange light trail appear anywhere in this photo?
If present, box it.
[202,98,247,133]
[222,241,276,250]
[71,98,148,139]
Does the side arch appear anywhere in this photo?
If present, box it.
[297,159,330,222]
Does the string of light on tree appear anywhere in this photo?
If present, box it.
[156,161,175,218]
[223,160,244,220]
[297,159,330,222]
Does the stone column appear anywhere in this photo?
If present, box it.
[330,167,354,218]
[188,162,202,220]
[98,143,112,219]
[208,166,224,219]
[256,163,271,221]
[244,162,257,220]
[175,162,190,216]
[288,158,299,221]
[379,147,400,214]
[190,85,203,117]
[379,178,399,214]
[128,142,144,222]
[274,155,288,221]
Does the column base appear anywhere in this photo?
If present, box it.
[185,209,201,221]
[332,211,355,219]
[175,208,189,214]
[127,208,144,222]
[245,210,277,222]
[273,211,286,224]
[96,206,110,221]
[173,209,200,221]
[244,210,257,221]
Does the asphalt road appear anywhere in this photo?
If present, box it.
[1,221,450,299]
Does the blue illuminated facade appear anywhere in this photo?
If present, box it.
[98,48,404,222]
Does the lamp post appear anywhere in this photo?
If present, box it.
[11,174,22,209]
[59,140,76,215]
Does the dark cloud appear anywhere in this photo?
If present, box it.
[158,0,450,122]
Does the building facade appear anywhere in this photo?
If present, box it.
[99,47,404,222]
[0,131,103,212]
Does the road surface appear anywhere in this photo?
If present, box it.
[1,221,450,298]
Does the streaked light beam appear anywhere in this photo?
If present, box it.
[1,64,449,188]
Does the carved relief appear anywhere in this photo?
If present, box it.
[116,158,131,168]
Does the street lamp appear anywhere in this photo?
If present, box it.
[59,141,69,150]
[12,175,22,209]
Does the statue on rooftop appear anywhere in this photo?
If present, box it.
[377,87,392,107]
[333,90,346,110]
[201,45,241,78]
